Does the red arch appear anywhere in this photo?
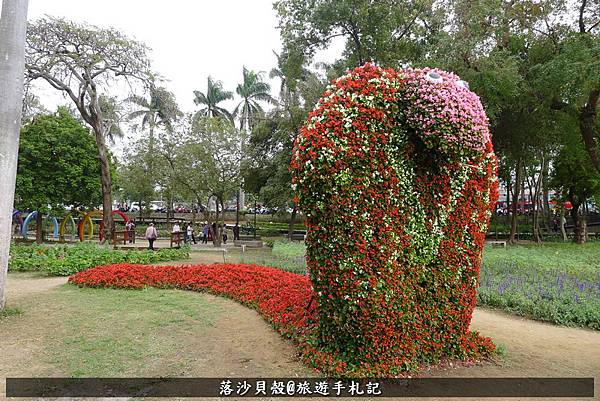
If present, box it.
[78,210,129,241]
[96,210,130,241]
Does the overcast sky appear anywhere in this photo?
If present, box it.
[26,0,341,119]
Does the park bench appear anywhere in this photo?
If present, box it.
[234,240,263,249]
[239,234,261,241]
[111,229,136,246]
[290,233,305,241]
[486,240,507,248]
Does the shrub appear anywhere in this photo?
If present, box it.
[290,64,498,375]
[9,243,190,276]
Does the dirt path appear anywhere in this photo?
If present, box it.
[4,272,67,302]
[1,271,308,401]
[2,263,598,401]
[471,308,600,376]
[422,309,600,400]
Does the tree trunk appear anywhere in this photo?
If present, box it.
[559,207,567,242]
[288,205,298,241]
[570,202,586,244]
[505,176,511,228]
[93,124,114,244]
[580,88,600,173]
[531,162,543,244]
[541,157,551,230]
[148,124,155,178]
[235,189,240,226]
[206,195,222,247]
[35,210,42,244]
[211,198,223,248]
[0,0,29,311]
[508,160,522,244]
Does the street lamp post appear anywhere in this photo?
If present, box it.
[236,189,240,226]
[254,198,257,240]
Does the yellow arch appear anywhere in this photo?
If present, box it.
[77,210,130,241]
[79,210,102,241]
[59,213,77,241]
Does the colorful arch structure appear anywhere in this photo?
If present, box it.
[12,210,23,225]
[59,213,78,241]
[21,211,59,239]
[78,210,130,242]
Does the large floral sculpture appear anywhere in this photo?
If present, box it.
[291,64,498,375]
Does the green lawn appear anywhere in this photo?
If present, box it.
[483,242,600,276]
[42,284,221,377]
[240,241,307,274]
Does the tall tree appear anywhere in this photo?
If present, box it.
[575,0,600,172]
[551,131,600,243]
[234,67,274,216]
[192,77,233,121]
[0,0,29,311]
[99,95,124,144]
[234,67,274,132]
[118,137,156,221]
[160,117,242,246]
[128,85,181,142]
[15,108,105,241]
[127,84,181,189]
[245,67,326,239]
[24,17,152,243]
[275,0,443,72]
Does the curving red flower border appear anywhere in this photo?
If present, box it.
[70,262,495,377]
[69,263,317,339]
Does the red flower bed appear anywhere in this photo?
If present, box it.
[69,262,493,377]
[69,263,317,339]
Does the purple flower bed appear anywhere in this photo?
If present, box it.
[478,260,600,329]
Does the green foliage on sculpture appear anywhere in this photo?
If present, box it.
[291,64,499,375]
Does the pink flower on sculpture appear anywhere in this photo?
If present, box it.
[401,68,490,154]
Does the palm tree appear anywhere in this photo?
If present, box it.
[0,0,29,311]
[193,77,233,121]
[126,86,181,214]
[127,86,182,147]
[234,67,274,132]
[100,95,124,144]
[270,51,289,103]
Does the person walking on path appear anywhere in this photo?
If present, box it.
[145,223,158,250]
[233,224,240,241]
[222,224,228,244]
[202,223,209,244]
[125,220,135,243]
[186,223,196,244]
[172,223,183,246]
